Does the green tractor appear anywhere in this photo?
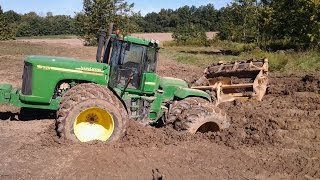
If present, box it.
[0,27,233,143]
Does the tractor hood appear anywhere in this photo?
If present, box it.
[25,55,109,73]
[19,55,110,105]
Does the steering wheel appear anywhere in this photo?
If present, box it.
[116,66,138,86]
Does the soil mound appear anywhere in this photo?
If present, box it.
[214,74,320,148]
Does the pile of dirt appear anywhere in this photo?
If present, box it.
[20,73,320,151]
[209,74,320,148]
[268,74,320,95]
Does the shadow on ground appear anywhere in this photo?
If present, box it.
[0,108,56,121]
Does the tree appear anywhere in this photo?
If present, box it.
[217,0,258,43]
[140,5,220,33]
[143,12,162,32]
[46,12,53,17]
[266,0,320,50]
[76,0,135,45]
[194,4,219,31]
[246,0,320,50]
[16,22,32,37]
[172,24,207,46]
[17,12,44,36]
[126,12,144,32]
[0,5,16,40]
[3,10,21,24]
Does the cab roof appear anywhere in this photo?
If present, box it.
[111,34,160,47]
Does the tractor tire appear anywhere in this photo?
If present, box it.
[167,97,230,134]
[56,83,128,143]
[59,83,92,104]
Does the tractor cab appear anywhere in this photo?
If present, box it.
[108,38,158,90]
[96,28,160,94]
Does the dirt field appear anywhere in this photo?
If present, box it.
[0,39,319,179]
[17,32,217,46]
[132,32,218,41]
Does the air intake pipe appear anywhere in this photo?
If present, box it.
[96,23,114,63]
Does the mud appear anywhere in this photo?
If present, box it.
[0,40,319,179]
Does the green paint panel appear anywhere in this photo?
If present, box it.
[0,84,13,103]
[158,76,210,102]
[159,77,189,89]
[0,88,58,110]
[0,84,12,93]
[20,56,110,104]
[112,34,159,47]
[149,93,163,120]
[174,88,211,100]
[141,73,160,94]
[124,36,153,46]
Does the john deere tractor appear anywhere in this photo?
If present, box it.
[1,26,264,143]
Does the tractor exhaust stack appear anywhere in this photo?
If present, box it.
[96,23,114,63]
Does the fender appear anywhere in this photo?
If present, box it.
[174,87,211,101]
[159,77,211,102]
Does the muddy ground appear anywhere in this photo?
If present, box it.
[0,40,319,179]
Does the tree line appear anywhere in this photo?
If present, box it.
[218,0,320,50]
[1,0,319,50]
[0,7,77,40]
[134,4,219,33]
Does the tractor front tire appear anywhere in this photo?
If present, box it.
[56,84,128,143]
[168,97,230,134]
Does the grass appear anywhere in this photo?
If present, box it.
[163,40,256,53]
[162,41,320,72]
[1,38,319,73]
[15,34,77,40]
[0,40,96,62]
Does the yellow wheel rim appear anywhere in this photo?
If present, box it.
[73,107,114,142]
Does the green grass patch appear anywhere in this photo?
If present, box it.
[163,40,257,53]
[162,44,320,72]
[16,35,77,40]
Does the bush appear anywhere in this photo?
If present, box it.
[172,25,208,46]
[0,10,15,40]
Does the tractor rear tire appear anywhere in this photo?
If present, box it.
[168,97,229,134]
[59,83,93,104]
[56,83,128,143]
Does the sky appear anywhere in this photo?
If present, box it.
[0,0,232,16]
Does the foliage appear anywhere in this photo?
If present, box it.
[265,0,320,50]
[0,5,15,40]
[0,6,76,39]
[1,0,319,51]
[172,25,207,46]
[218,0,259,43]
[163,44,320,72]
[15,12,76,37]
[3,10,21,24]
[218,0,320,51]
[138,4,219,33]
[76,0,134,46]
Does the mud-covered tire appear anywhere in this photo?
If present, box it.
[56,83,128,143]
[167,97,230,134]
[59,83,93,105]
